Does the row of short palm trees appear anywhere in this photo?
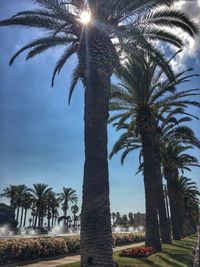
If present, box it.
[1,0,200,265]
[108,51,200,250]
[111,212,135,227]
[0,184,79,229]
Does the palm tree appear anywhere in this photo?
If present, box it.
[162,141,199,240]
[71,204,79,226]
[22,192,33,227]
[116,110,200,241]
[1,0,198,263]
[29,183,52,228]
[176,176,200,236]
[109,52,200,248]
[31,208,37,227]
[0,185,18,216]
[111,212,116,227]
[19,191,32,227]
[46,191,59,229]
[115,212,121,226]
[58,187,77,227]
[14,184,29,226]
[128,212,134,226]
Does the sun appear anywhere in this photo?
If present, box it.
[80,10,91,25]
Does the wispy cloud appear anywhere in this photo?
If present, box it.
[169,0,200,70]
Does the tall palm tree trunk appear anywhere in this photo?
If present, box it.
[11,201,17,220]
[47,211,51,229]
[141,132,162,251]
[79,27,117,267]
[37,215,40,228]
[34,211,38,229]
[23,209,27,227]
[16,206,20,225]
[32,215,35,227]
[63,209,67,227]
[20,207,24,227]
[154,145,172,244]
[157,175,172,244]
[80,70,113,266]
[165,169,181,240]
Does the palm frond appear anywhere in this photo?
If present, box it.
[51,44,78,86]
[9,36,76,65]
[68,64,85,104]
[135,8,199,37]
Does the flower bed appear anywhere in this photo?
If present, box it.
[0,237,68,265]
[120,246,155,258]
[0,233,145,265]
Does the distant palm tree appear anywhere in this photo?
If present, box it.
[162,142,199,240]
[20,192,33,227]
[23,193,33,227]
[71,204,79,226]
[46,191,59,229]
[14,184,29,226]
[115,212,121,226]
[128,212,134,226]
[1,0,198,262]
[0,185,18,216]
[31,208,37,227]
[29,183,52,228]
[58,187,77,227]
[176,176,200,236]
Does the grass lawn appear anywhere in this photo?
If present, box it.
[57,235,196,267]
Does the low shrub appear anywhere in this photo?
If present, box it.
[0,237,67,265]
[62,236,80,254]
[0,233,145,265]
[112,233,145,246]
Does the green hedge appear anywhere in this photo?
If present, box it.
[0,233,144,265]
[113,233,145,246]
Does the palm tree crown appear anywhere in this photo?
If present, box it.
[0,0,198,97]
[29,183,52,228]
[58,187,78,211]
[0,185,18,210]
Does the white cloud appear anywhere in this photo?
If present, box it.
[169,0,200,71]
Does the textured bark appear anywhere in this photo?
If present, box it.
[165,169,181,240]
[79,27,117,267]
[80,69,113,267]
[154,145,172,244]
[141,132,162,251]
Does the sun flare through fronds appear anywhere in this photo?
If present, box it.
[80,10,91,25]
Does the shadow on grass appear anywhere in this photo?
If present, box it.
[158,254,192,267]
[171,243,194,250]
[137,258,161,267]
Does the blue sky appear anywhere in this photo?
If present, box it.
[0,0,199,216]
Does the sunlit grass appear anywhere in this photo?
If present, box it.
[57,235,196,267]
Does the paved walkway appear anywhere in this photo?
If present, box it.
[22,242,144,267]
